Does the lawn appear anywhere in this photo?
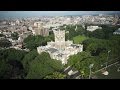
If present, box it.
[73,35,89,44]
[93,63,120,79]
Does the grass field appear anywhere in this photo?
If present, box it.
[93,63,120,79]
[73,35,89,44]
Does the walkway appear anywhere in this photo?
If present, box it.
[64,66,81,79]
[92,61,119,74]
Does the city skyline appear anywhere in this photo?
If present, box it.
[0,11,120,19]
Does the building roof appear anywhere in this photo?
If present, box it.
[118,28,120,30]
[71,44,80,48]
[114,29,120,33]
[56,53,64,57]
[46,48,58,53]
[117,29,120,32]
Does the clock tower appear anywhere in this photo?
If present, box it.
[53,29,65,50]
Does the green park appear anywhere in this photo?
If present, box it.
[0,24,120,79]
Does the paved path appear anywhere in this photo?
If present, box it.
[64,66,81,79]
[92,61,119,74]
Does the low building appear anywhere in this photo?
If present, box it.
[87,26,102,32]
[113,28,120,35]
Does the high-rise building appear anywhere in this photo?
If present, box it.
[32,22,49,36]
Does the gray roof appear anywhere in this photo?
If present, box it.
[118,28,120,30]
[114,29,120,33]
[117,29,120,32]
[56,53,64,57]
[46,48,58,53]
[64,66,73,73]
[71,44,80,48]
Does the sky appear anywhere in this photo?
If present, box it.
[0,11,120,18]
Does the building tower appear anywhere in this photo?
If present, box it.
[114,14,119,25]
[53,29,65,50]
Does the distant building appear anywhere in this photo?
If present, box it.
[10,22,15,26]
[33,22,42,27]
[18,32,30,43]
[87,26,102,32]
[16,20,20,25]
[37,29,83,65]
[32,22,49,36]
[113,28,120,35]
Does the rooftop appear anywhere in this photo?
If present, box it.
[71,44,80,48]
[56,53,64,57]
[114,28,120,33]
[46,48,58,53]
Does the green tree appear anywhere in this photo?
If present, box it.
[11,32,19,40]
[64,25,85,40]
[0,34,5,37]
[0,59,12,79]
[0,59,24,79]
[67,51,107,77]
[5,48,27,62]
[26,52,63,79]
[85,25,120,39]
[7,60,25,79]
[82,38,109,56]
[24,35,53,50]
[22,49,38,74]
[68,51,91,66]
[44,72,66,79]
[0,48,27,79]
[0,39,12,48]
[90,29,105,39]
[0,48,27,62]
[67,51,87,77]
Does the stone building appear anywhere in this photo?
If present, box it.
[37,29,83,65]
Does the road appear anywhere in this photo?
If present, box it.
[92,61,119,74]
